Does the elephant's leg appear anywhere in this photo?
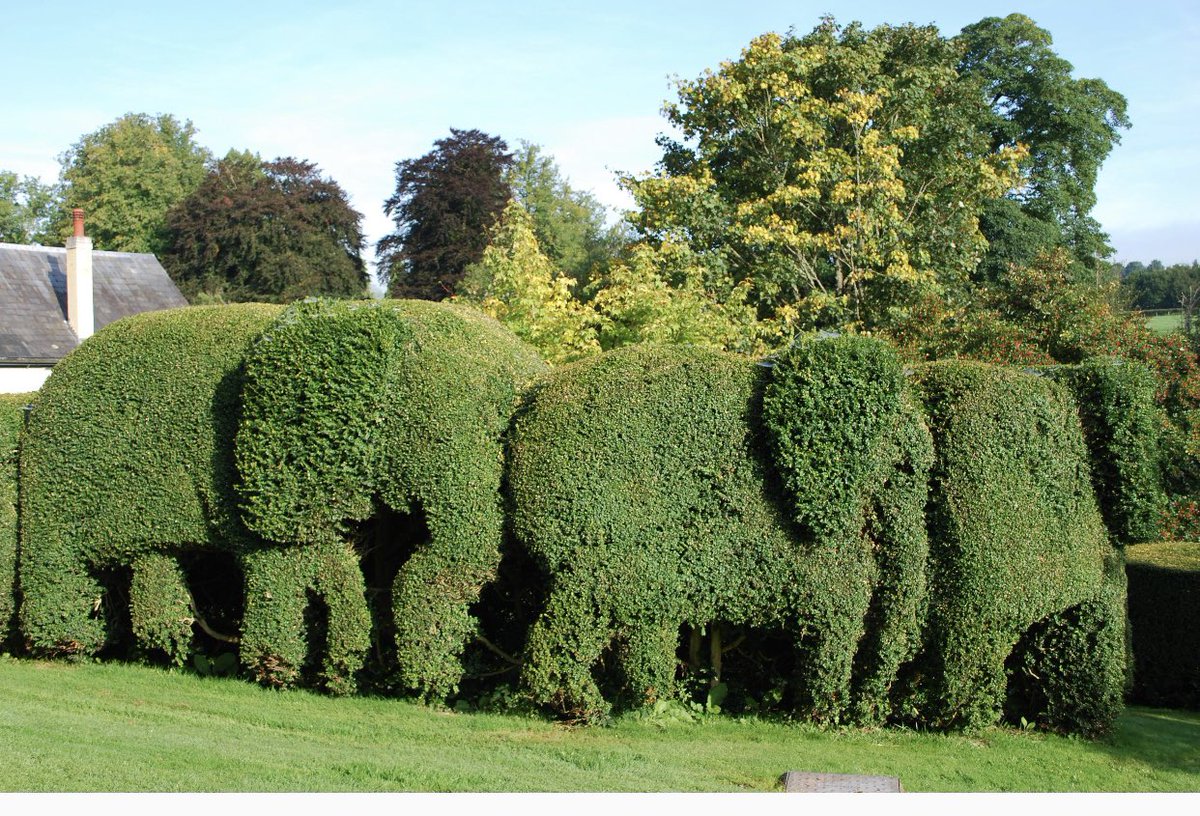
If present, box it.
[850,482,930,723]
[795,576,872,724]
[241,543,370,692]
[240,547,307,688]
[522,578,614,722]
[391,509,501,701]
[312,542,371,696]
[129,551,193,666]
[18,547,107,657]
[619,618,680,710]
[930,623,1017,729]
[1005,577,1127,737]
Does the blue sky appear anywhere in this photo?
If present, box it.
[3,0,1198,279]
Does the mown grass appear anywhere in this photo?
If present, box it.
[0,657,1197,792]
[1146,312,1184,335]
[1127,541,1200,571]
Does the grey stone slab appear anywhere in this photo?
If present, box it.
[779,771,903,792]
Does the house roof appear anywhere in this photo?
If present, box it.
[0,242,188,364]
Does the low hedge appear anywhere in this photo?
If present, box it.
[1126,542,1200,709]
[1045,358,1166,543]
[508,336,932,723]
[18,305,285,664]
[236,298,547,700]
[907,360,1122,734]
[0,393,32,646]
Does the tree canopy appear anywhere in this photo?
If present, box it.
[161,152,367,303]
[622,18,1022,336]
[52,113,212,254]
[506,142,617,288]
[456,200,600,364]
[0,170,55,245]
[377,129,513,300]
[957,14,1130,275]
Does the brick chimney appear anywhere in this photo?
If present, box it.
[65,208,94,340]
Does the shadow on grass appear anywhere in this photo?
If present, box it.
[1100,707,1200,775]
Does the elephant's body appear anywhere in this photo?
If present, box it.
[16,304,371,690]
[507,340,932,721]
[907,361,1125,731]
[235,299,549,699]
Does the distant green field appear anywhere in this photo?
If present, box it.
[1147,312,1184,334]
[1,658,1198,792]
[1127,541,1200,571]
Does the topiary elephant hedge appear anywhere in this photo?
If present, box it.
[900,360,1127,733]
[15,304,375,693]
[234,298,548,699]
[505,337,1129,734]
[506,336,933,723]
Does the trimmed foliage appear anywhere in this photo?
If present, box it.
[236,298,547,700]
[1045,358,1166,543]
[905,360,1122,733]
[508,336,932,723]
[0,393,32,646]
[18,306,302,667]
[1126,543,1200,709]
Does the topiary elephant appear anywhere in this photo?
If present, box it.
[17,304,371,693]
[0,393,30,647]
[234,298,548,700]
[901,360,1127,734]
[506,336,933,723]
[506,338,1129,734]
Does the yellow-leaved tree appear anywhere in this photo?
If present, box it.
[623,18,1024,336]
[456,200,601,365]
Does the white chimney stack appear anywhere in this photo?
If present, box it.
[65,208,94,341]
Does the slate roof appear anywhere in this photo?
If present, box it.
[0,242,188,364]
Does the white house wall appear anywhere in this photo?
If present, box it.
[0,367,49,394]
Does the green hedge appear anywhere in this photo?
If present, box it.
[907,360,1123,734]
[236,298,547,700]
[508,336,931,723]
[1045,358,1166,543]
[0,393,32,646]
[18,305,282,663]
[1126,543,1200,709]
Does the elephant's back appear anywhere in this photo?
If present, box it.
[507,344,791,579]
[22,303,283,563]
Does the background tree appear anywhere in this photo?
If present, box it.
[506,142,620,289]
[589,242,765,354]
[377,129,513,300]
[51,113,212,254]
[161,152,367,303]
[1123,261,1200,311]
[0,171,55,244]
[957,14,1131,277]
[456,200,599,364]
[623,19,1021,336]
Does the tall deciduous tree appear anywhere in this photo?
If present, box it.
[0,171,55,244]
[457,200,600,364]
[957,14,1130,275]
[506,141,617,289]
[377,129,513,300]
[161,152,367,303]
[624,19,1022,335]
[53,113,212,254]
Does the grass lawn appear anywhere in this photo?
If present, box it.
[0,657,1197,793]
[1147,312,1184,334]
[1127,541,1200,571]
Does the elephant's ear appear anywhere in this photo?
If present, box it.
[761,334,905,541]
